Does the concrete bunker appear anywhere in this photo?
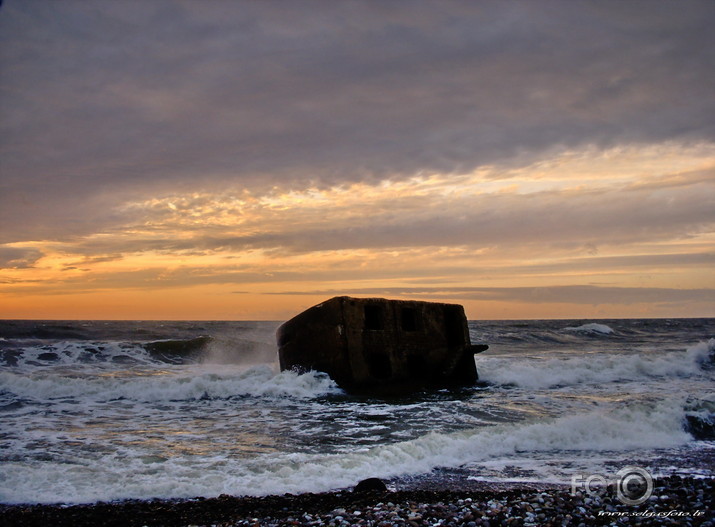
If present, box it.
[276,296,488,392]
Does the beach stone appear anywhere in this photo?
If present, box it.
[353,477,388,493]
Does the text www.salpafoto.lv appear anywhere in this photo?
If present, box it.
[597,509,705,518]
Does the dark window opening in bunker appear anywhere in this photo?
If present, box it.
[401,307,420,332]
[364,305,384,330]
[444,306,465,348]
[366,352,392,379]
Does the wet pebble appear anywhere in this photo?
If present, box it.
[0,476,711,526]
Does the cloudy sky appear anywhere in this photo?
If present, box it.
[1,0,714,320]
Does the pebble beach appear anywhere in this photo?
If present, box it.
[1,476,712,527]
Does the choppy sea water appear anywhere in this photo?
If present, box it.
[0,318,713,504]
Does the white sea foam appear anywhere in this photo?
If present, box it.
[4,341,157,369]
[4,337,279,369]
[688,338,715,368]
[0,365,338,402]
[478,340,712,389]
[563,323,614,335]
[0,399,690,503]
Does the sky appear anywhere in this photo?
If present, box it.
[1,0,714,320]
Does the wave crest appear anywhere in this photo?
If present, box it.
[0,365,338,403]
[563,323,614,335]
[479,340,712,389]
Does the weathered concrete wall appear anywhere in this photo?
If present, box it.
[277,297,351,385]
[276,296,486,392]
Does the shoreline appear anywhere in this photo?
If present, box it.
[1,476,711,526]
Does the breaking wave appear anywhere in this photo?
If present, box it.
[479,340,714,389]
[0,365,338,403]
[0,399,690,503]
[0,336,277,369]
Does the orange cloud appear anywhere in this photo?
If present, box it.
[1,143,714,319]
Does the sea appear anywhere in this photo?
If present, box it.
[0,318,713,504]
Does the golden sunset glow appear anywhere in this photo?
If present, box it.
[1,2,714,320]
[2,142,713,320]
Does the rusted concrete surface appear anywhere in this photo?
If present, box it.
[276,296,488,392]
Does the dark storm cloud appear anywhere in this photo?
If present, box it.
[1,0,714,242]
